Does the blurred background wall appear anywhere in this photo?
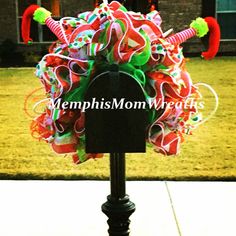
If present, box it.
[0,0,235,66]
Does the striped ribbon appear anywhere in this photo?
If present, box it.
[149,123,181,155]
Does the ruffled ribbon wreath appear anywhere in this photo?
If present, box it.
[23,1,219,164]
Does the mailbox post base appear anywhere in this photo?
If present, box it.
[102,153,135,236]
[102,195,135,236]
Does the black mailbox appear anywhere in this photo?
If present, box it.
[85,64,147,153]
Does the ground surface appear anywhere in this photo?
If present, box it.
[0,57,235,180]
[0,181,236,236]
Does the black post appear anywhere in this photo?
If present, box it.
[102,153,136,236]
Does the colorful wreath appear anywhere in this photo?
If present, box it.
[22,1,220,164]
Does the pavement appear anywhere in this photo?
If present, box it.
[0,181,235,236]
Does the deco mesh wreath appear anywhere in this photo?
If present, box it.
[22,1,220,164]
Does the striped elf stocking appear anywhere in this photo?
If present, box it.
[165,17,220,60]
[166,28,196,45]
[21,5,67,44]
[45,17,66,44]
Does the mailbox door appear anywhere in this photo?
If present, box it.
[85,68,147,153]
